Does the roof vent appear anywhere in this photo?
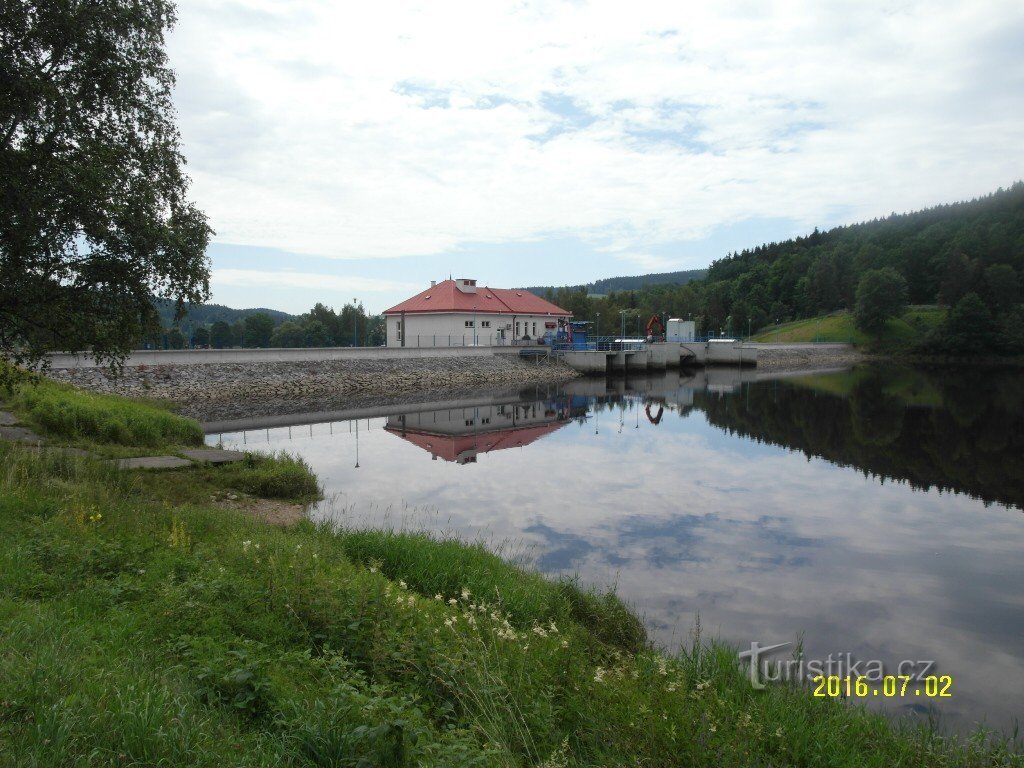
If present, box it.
[516,292,523,296]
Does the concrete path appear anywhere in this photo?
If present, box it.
[111,456,194,470]
[0,411,18,426]
[180,448,247,464]
[0,425,43,444]
[109,448,246,471]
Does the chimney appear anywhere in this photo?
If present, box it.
[430,280,436,287]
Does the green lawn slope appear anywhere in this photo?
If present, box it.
[752,307,946,347]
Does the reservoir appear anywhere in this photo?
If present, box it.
[207,364,1024,735]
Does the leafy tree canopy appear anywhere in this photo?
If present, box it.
[854,268,908,333]
[0,0,211,374]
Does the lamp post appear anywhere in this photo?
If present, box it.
[352,298,358,347]
[473,305,477,345]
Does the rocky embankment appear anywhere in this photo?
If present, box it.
[754,343,865,371]
[47,356,580,413]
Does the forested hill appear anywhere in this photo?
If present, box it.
[701,183,1024,345]
[154,300,295,330]
[522,268,706,297]
[532,184,1024,354]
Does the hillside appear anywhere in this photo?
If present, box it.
[522,268,706,297]
[527,184,1024,354]
[154,300,295,330]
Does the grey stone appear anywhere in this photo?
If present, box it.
[0,426,42,443]
[0,411,18,426]
[112,456,193,470]
[180,448,246,464]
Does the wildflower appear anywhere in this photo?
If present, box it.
[561,639,569,649]
[369,565,377,573]
[312,554,318,560]
[532,625,548,637]
[295,543,302,551]
[655,656,669,676]
[407,595,415,607]
[434,594,443,601]
[593,668,606,683]
[461,587,471,600]
[448,598,458,606]
[709,723,717,734]
[444,617,455,628]
[399,580,407,589]
[776,727,784,738]
[548,620,558,634]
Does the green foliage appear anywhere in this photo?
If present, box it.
[243,313,275,348]
[218,451,321,501]
[210,320,233,349]
[943,293,998,353]
[0,0,211,370]
[854,268,909,333]
[9,378,203,447]
[167,328,186,350]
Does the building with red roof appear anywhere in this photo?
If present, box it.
[382,278,571,347]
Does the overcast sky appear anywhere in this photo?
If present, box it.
[167,0,1024,314]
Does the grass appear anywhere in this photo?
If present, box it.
[8,377,204,448]
[752,306,947,348]
[0,378,1021,767]
[217,451,322,502]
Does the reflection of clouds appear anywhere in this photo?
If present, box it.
[211,389,1024,733]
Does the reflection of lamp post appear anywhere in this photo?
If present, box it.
[354,419,360,468]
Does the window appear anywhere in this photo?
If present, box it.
[464,419,474,427]
[396,320,402,341]
[481,320,490,328]
[464,320,474,327]
[532,322,537,336]
[515,322,520,335]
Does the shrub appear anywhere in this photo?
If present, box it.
[220,452,321,501]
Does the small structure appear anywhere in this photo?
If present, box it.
[382,278,571,347]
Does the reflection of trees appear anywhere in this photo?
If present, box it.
[849,377,905,447]
[695,368,1024,510]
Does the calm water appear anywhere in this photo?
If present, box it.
[208,365,1024,734]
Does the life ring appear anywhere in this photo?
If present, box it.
[645,404,664,425]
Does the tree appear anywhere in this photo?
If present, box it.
[983,264,1019,313]
[244,313,274,348]
[210,320,232,349]
[944,293,996,353]
[854,268,908,334]
[167,328,186,349]
[192,327,210,348]
[0,1,211,374]
[270,321,306,348]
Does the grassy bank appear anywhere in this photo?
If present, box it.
[752,307,946,348]
[1,379,1021,766]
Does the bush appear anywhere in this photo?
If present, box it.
[854,268,908,334]
[220,451,321,501]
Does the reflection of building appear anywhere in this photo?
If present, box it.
[382,278,571,347]
[385,399,580,464]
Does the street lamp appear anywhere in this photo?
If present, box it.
[473,304,477,345]
[352,298,358,347]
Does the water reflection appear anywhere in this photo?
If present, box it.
[208,365,1024,734]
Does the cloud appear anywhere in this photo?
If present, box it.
[168,0,1024,264]
[211,269,420,293]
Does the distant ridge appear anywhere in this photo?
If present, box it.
[154,299,296,332]
[522,268,706,297]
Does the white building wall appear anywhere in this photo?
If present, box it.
[386,312,565,347]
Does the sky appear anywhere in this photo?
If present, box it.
[166,0,1024,314]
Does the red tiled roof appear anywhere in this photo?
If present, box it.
[383,280,570,316]
[384,422,567,463]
